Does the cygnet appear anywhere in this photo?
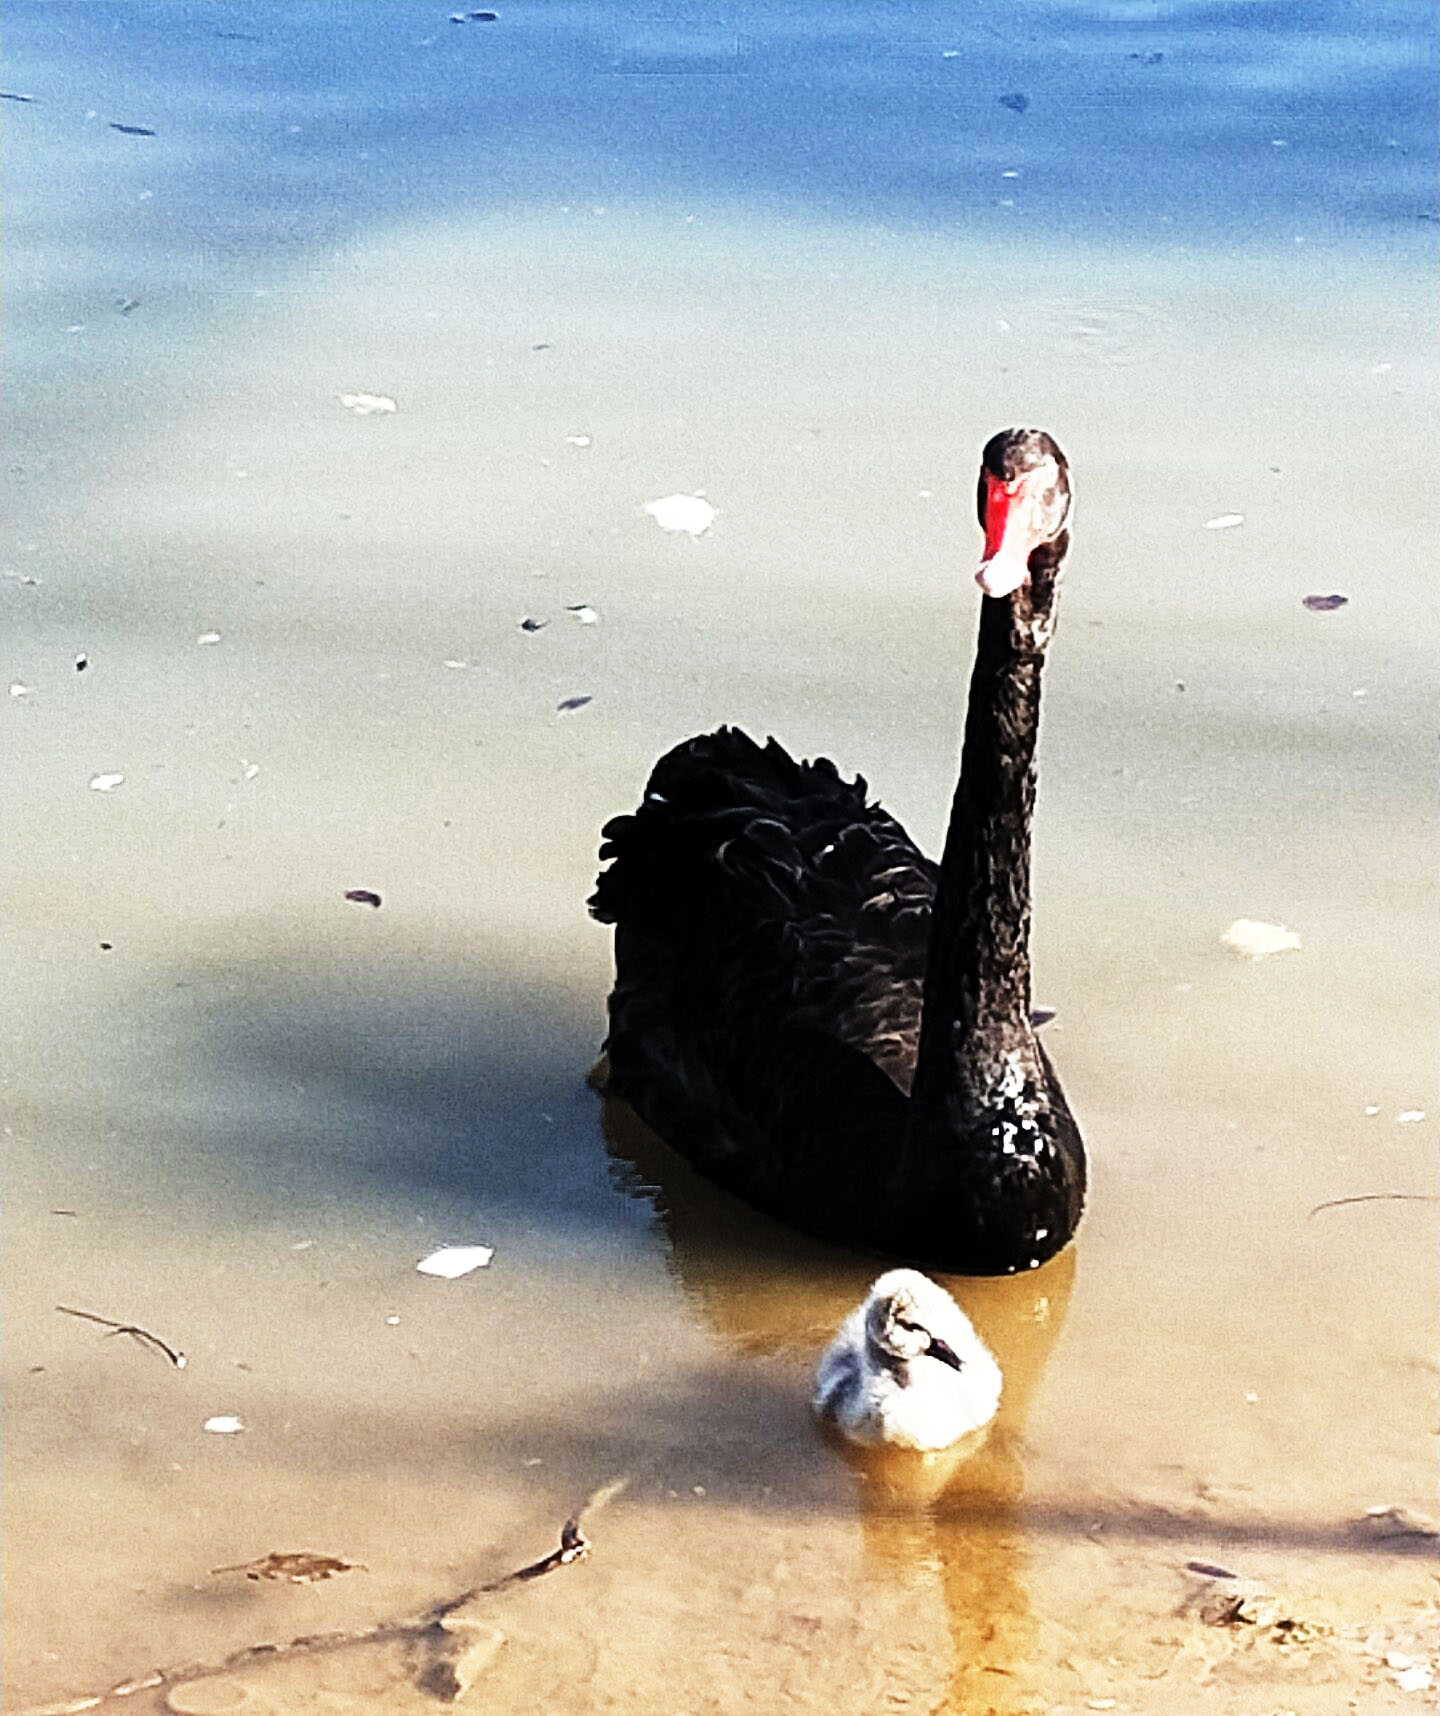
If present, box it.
[813,1268,1002,1450]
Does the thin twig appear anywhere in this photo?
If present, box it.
[430,1475,627,1617]
[1307,1193,1439,1219]
[13,1479,629,1716]
[55,1305,187,1369]
[478,1517,588,1591]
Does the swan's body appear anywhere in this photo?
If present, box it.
[591,430,1086,1275]
[813,1269,1002,1450]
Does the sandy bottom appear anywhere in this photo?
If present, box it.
[4,200,1437,1715]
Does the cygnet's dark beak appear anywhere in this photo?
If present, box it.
[927,1336,964,1372]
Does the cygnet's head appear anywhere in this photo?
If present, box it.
[864,1269,978,1372]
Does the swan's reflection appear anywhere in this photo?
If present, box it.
[601,1092,1076,1713]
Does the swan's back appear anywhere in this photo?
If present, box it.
[592,726,936,1093]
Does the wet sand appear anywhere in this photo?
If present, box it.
[4,7,1437,1713]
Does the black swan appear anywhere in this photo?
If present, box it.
[590,428,1086,1275]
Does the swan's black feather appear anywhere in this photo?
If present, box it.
[591,726,934,1099]
[591,726,1012,1265]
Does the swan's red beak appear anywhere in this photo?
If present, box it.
[976,472,1039,597]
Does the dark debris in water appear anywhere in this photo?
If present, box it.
[1354,1504,1439,1543]
[213,1552,366,1584]
[998,92,1029,114]
[1301,593,1348,611]
[1127,51,1164,65]
[1,91,37,103]
[344,888,383,909]
[479,1516,589,1591]
[109,121,157,136]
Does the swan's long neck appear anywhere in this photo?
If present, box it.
[908,573,1059,1133]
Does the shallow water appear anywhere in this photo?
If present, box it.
[3,5,1437,1713]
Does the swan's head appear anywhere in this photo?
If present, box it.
[975,428,1071,598]
[863,1268,983,1374]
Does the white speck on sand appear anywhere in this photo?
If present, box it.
[1204,513,1245,530]
[644,494,715,536]
[1221,918,1301,959]
[89,773,125,793]
[338,392,397,416]
[203,1415,245,1434]
[416,1245,494,1279]
[197,631,222,646]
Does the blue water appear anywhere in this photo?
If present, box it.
[3,1,1434,278]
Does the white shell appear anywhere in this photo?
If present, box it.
[416,1245,494,1278]
[643,494,716,536]
[338,392,398,416]
[1220,918,1301,959]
